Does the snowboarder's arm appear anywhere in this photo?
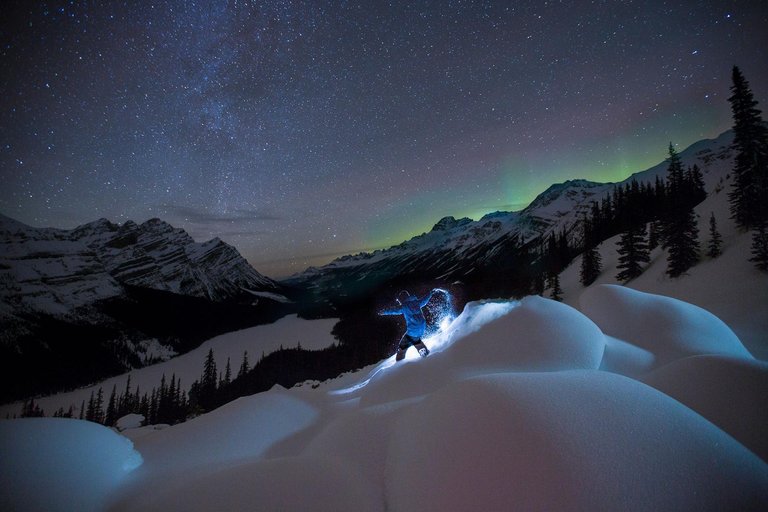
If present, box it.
[378,306,402,316]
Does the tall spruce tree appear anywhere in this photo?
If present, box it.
[105,384,118,426]
[728,66,768,229]
[663,143,700,277]
[666,209,699,277]
[686,164,706,204]
[238,351,250,378]
[706,212,723,258]
[579,215,602,286]
[615,224,650,283]
[547,272,563,301]
[223,358,232,386]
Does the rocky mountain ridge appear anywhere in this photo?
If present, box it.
[0,215,277,321]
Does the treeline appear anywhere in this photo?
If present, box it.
[18,373,191,426]
[576,144,709,286]
[15,303,400,425]
[576,65,768,287]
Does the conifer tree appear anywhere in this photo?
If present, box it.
[547,272,563,301]
[706,212,723,258]
[223,358,232,386]
[202,349,217,390]
[22,399,45,417]
[94,387,104,424]
[196,349,219,410]
[139,393,150,424]
[615,224,650,283]
[580,244,602,286]
[105,384,118,426]
[750,222,768,271]
[728,66,768,229]
[662,143,700,277]
[579,215,602,286]
[121,375,133,415]
[665,209,700,278]
[665,143,686,201]
[238,351,250,378]
[686,164,706,204]
[86,391,96,422]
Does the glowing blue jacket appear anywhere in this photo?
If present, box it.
[380,291,434,338]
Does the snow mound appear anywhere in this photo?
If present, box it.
[132,389,318,474]
[358,297,604,407]
[0,418,142,512]
[305,407,401,488]
[386,371,768,512]
[599,335,656,378]
[447,295,605,372]
[117,456,383,512]
[359,352,459,407]
[642,354,768,461]
[580,284,751,365]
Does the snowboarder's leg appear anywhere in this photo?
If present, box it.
[414,341,430,358]
[395,334,411,361]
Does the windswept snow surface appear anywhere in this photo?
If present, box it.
[3,286,767,511]
[0,418,142,512]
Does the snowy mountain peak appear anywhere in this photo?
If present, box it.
[523,179,604,213]
[431,216,473,232]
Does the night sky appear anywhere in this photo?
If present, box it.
[2,1,767,278]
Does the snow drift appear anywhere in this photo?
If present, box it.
[0,418,142,512]
[2,285,767,511]
[388,371,768,512]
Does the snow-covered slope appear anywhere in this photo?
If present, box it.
[2,286,766,511]
[285,130,735,297]
[552,129,767,360]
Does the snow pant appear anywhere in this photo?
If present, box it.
[396,334,430,361]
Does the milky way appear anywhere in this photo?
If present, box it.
[2,1,767,277]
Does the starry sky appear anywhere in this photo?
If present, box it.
[2,1,767,278]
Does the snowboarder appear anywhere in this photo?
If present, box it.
[379,289,438,361]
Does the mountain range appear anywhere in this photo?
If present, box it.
[284,129,735,304]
